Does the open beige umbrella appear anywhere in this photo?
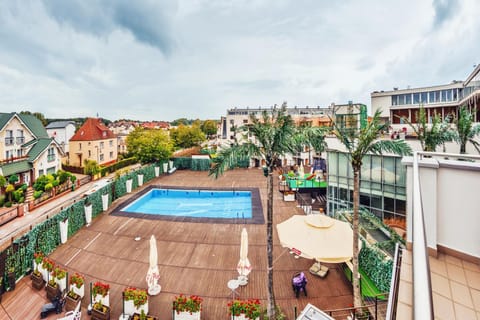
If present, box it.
[276,214,354,263]
[146,235,161,295]
[236,228,251,285]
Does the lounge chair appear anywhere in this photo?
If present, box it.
[309,262,329,278]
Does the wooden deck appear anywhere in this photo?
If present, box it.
[0,168,353,319]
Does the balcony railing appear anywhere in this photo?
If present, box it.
[0,155,28,165]
[16,137,25,144]
[5,137,14,145]
[47,155,55,162]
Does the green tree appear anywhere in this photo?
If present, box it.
[170,118,191,126]
[333,109,412,313]
[400,106,453,151]
[20,111,48,126]
[83,159,101,176]
[200,120,218,138]
[126,127,173,163]
[0,175,6,189]
[170,125,206,149]
[453,106,480,154]
[209,104,327,319]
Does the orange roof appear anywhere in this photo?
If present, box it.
[70,118,116,141]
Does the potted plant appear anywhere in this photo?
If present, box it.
[52,266,67,292]
[84,197,92,226]
[92,300,110,320]
[123,287,148,316]
[228,299,262,320]
[46,265,59,301]
[65,288,81,312]
[126,174,133,193]
[31,252,45,290]
[101,189,109,211]
[59,217,69,244]
[283,190,295,202]
[41,256,54,282]
[137,172,144,186]
[69,272,85,298]
[92,281,110,308]
[172,294,203,320]
[132,309,158,320]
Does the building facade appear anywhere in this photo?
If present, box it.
[371,65,480,131]
[46,120,76,155]
[0,112,64,185]
[68,118,117,167]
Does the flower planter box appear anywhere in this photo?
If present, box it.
[124,300,148,316]
[102,193,109,211]
[56,276,67,292]
[71,283,84,298]
[162,163,168,174]
[126,179,133,193]
[84,204,92,226]
[59,218,68,244]
[93,293,110,307]
[65,291,81,312]
[91,304,110,320]
[132,313,158,320]
[46,282,60,301]
[231,314,259,320]
[154,166,160,177]
[31,272,45,290]
[169,160,174,169]
[173,311,201,320]
[138,174,144,187]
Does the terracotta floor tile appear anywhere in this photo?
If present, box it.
[463,261,480,273]
[433,292,455,320]
[430,256,448,276]
[447,263,467,284]
[400,262,412,283]
[453,302,477,320]
[471,288,480,312]
[398,279,412,305]
[431,272,451,298]
[445,255,463,267]
[396,302,412,320]
[450,281,474,308]
[465,269,480,291]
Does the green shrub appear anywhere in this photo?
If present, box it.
[52,180,59,187]
[0,194,5,206]
[33,191,43,199]
[13,189,23,202]
[5,201,12,207]
[44,183,53,192]
[8,174,19,184]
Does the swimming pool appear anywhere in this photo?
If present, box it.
[113,186,264,224]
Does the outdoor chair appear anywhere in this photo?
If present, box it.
[292,271,308,298]
[309,261,329,278]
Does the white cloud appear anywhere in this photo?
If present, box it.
[0,0,478,121]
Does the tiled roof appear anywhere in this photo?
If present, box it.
[0,160,32,176]
[70,118,116,141]
[46,121,75,129]
[0,112,48,138]
[27,138,54,161]
[17,113,48,138]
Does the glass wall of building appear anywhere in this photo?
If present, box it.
[327,151,406,221]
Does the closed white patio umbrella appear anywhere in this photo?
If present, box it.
[276,214,354,263]
[146,235,161,295]
[236,227,251,285]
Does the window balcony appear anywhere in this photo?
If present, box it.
[47,155,55,162]
[16,137,25,144]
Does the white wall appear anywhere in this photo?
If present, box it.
[403,156,480,259]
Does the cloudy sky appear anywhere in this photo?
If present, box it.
[0,0,478,121]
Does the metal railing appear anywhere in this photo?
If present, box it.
[386,243,403,319]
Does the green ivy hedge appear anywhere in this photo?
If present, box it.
[359,241,393,293]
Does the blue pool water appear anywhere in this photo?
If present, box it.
[120,188,253,219]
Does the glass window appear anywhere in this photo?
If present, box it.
[429,91,435,103]
[446,89,452,101]
[339,188,348,201]
[338,153,348,178]
[360,194,371,207]
[421,92,428,103]
[328,152,338,176]
[361,155,371,179]
[392,96,397,106]
[395,158,406,186]
[395,199,406,216]
[405,94,411,104]
[371,156,382,182]
[383,157,395,184]
[413,93,420,104]
[384,197,395,213]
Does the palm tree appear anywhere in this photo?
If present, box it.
[209,104,327,319]
[453,106,480,154]
[399,106,454,151]
[332,109,412,314]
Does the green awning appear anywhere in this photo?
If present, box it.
[0,160,32,176]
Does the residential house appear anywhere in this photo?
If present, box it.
[0,112,64,185]
[46,120,76,156]
[108,120,138,155]
[68,118,117,167]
